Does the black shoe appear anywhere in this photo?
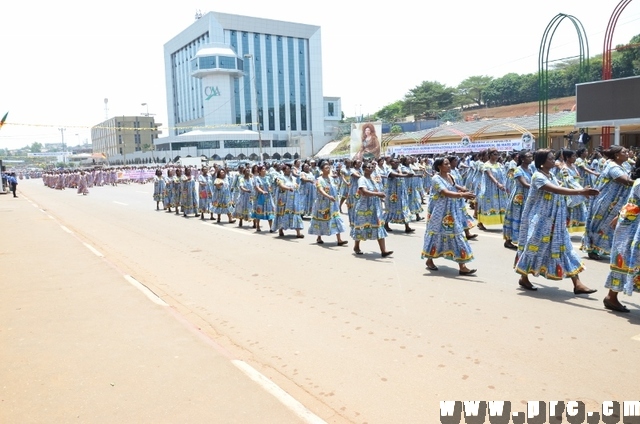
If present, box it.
[504,241,517,250]
[603,299,630,313]
[381,251,394,258]
[519,280,538,291]
[459,268,477,276]
[574,288,597,295]
[588,252,602,260]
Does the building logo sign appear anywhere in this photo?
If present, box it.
[204,86,221,100]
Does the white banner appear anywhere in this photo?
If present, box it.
[386,137,534,156]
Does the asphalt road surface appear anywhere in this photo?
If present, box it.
[2,178,639,423]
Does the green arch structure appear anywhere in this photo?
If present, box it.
[538,13,589,148]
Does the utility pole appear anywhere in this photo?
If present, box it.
[58,127,66,165]
[243,54,263,162]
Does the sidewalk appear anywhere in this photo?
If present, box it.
[0,193,306,423]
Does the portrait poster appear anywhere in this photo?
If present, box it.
[350,122,382,161]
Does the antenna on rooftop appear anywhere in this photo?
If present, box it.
[195,9,203,20]
[104,98,109,120]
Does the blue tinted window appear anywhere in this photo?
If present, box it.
[298,38,307,131]
[277,36,285,131]
[219,56,236,69]
[254,34,264,131]
[242,32,252,128]
[287,37,297,131]
[199,56,216,69]
[265,35,275,131]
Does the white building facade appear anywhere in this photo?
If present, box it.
[159,11,340,161]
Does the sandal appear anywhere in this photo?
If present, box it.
[353,249,363,255]
[316,238,324,244]
[337,240,348,246]
[426,262,438,271]
[518,278,537,291]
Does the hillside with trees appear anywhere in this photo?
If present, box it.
[373,34,640,123]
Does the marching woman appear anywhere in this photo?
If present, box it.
[477,148,509,230]
[448,155,478,241]
[164,168,175,213]
[346,159,363,228]
[558,149,589,234]
[172,168,183,215]
[351,162,393,257]
[308,161,348,246]
[502,150,533,249]
[582,146,633,260]
[338,159,352,214]
[197,166,213,220]
[515,149,599,293]
[300,163,317,218]
[211,168,236,223]
[603,164,640,313]
[384,157,415,233]
[252,165,275,232]
[153,168,166,210]
[421,157,477,275]
[233,167,254,227]
[77,170,89,195]
[180,167,199,218]
[272,163,304,238]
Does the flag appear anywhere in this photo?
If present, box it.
[0,112,8,129]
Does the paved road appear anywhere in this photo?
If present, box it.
[2,179,639,423]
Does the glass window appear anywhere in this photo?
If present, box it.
[219,56,236,69]
[266,35,275,131]
[199,56,216,69]
[288,37,297,131]
[328,102,334,117]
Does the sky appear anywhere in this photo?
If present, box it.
[0,0,639,150]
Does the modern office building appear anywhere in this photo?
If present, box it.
[91,116,162,164]
[158,11,341,161]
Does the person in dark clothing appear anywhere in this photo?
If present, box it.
[7,173,18,197]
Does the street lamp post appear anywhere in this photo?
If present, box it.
[243,54,263,162]
[141,102,149,117]
[58,127,66,165]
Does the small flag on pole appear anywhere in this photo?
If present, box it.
[0,112,8,130]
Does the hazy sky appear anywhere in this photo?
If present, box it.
[0,0,638,149]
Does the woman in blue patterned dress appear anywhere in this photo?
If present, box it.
[272,163,305,238]
[582,146,634,260]
[172,168,183,215]
[503,151,533,249]
[384,158,415,233]
[515,150,599,293]
[153,168,166,211]
[233,167,254,227]
[346,160,363,228]
[252,165,275,232]
[603,166,640,313]
[309,161,348,245]
[180,167,199,218]
[351,162,392,257]
[338,159,352,214]
[558,150,589,234]
[197,166,213,220]
[448,155,477,241]
[405,156,424,221]
[422,157,477,275]
[299,163,317,218]
[575,148,600,189]
[211,168,236,223]
[477,148,509,230]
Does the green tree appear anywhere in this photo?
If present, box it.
[30,142,43,153]
[456,75,493,107]
[403,81,455,117]
[374,101,404,122]
[390,125,403,134]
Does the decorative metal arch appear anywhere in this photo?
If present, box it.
[419,127,470,144]
[538,14,589,148]
[471,122,531,140]
[601,0,633,148]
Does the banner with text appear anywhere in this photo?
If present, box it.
[386,136,534,156]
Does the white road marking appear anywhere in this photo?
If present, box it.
[232,360,327,424]
[60,225,73,234]
[83,243,104,257]
[113,201,128,206]
[124,275,168,306]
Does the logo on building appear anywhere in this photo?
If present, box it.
[204,86,221,100]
